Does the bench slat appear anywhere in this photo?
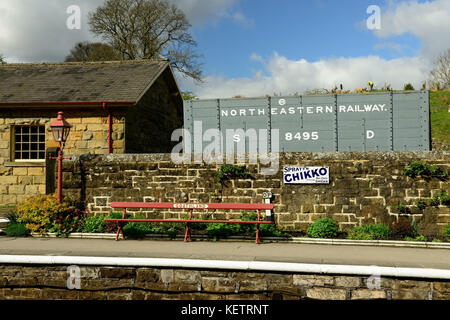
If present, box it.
[104,218,273,224]
[110,202,273,210]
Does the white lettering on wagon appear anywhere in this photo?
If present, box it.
[220,104,386,117]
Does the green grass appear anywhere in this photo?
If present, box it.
[430,90,450,149]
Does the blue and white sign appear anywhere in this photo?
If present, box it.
[283,166,329,184]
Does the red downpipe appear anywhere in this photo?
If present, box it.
[102,102,112,154]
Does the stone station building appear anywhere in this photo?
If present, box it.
[0,60,183,205]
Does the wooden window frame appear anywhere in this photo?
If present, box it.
[10,125,46,162]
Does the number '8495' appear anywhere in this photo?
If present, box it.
[285,132,319,141]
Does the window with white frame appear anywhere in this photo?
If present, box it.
[13,125,46,161]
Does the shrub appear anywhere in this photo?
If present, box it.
[5,222,30,237]
[415,235,427,242]
[443,224,450,240]
[404,161,430,178]
[405,235,427,242]
[104,212,126,233]
[390,219,415,239]
[48,207,86,237]
[429,194,441,207]
[260,223,290,238]
[189,214,212,231]
[416,199,428,210]
[82,215,107,233]
[238,212,259,234]
[437,190,450,206]
[123,222,152,239]
[404,161,448,179]
[16,194,73,234]
[348,224,391,240]
[430,166,448,178]
[215,164,252,184]
[403,83,415,91]
[307,218,338,238]
[206,222,239,241]
[6,210,18,223]
[237,212,289,238]
[390,204,410,214]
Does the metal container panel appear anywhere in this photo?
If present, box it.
[184,91,430,153]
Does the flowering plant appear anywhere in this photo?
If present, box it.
[16,194,72,233]
[48,207,87,237]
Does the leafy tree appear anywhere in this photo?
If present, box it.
[181,91,198,100]
[429,48,450,90]
[0,54,6,64]
[403,83,415,91]
[65,42,122,62]
[88,0,203,82]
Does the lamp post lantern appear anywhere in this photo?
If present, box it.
[49,111,72,203]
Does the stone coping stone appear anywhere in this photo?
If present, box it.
[28,232,450,249]
[66,150,450,164]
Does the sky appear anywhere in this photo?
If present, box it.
[0,0,449,98]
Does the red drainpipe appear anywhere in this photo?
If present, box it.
[102,102,112,154]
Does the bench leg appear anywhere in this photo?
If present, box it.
[255,224,261,244]
[255,210,261,244]
[115,223,123,241]
[115,208,126,241]
[184,223,192,242]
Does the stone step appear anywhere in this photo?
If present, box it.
[0,218,10,229]
[0,207,15,229]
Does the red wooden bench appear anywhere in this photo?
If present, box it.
[104,202,274,244]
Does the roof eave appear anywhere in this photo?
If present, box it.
[0,100,136,108]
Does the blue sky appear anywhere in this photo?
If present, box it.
[177,0,450,98]
[0,0,449,98]
[192,0,421,79]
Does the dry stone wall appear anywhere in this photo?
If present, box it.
[62,151,450,235]
[0,264,449,300]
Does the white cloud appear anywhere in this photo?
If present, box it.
[373,42,410,54]
[374,0,450,59]
[231,12,255,28]
[0,0,102,62]
[182,0,450,99]
[170,0,238,26]
[181,53,430,98]
[0,0,238,63]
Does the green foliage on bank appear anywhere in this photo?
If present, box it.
[347,224,392,240]
[307,218,338,239]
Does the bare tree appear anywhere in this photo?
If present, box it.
[429,48,450,90]
[88,0,203,82]
[65,42,122,62]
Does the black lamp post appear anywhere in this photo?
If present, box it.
[49,111,72,203]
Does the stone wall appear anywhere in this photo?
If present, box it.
[0,264,449,300]
[0,109,126,205]
[62,151,450,235]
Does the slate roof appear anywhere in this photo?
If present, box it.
[0,59,171,104]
